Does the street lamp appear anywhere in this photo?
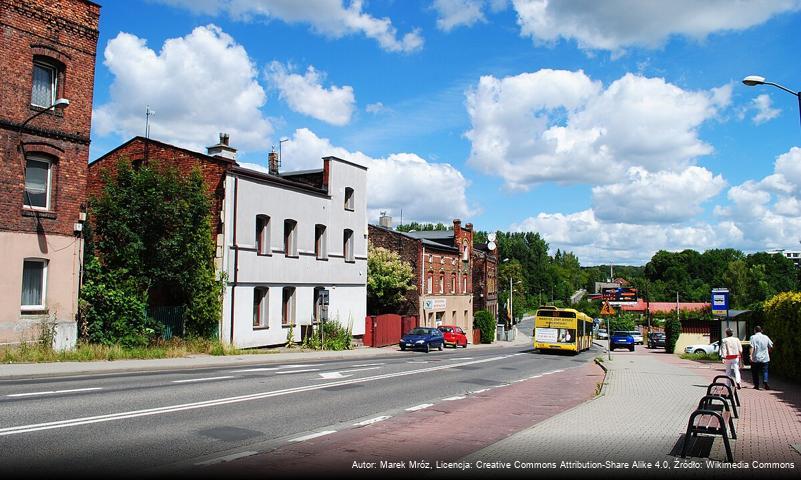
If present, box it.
[20,98,70,130]
[742,75,801,129]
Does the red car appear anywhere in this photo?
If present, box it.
[437,325,468,348]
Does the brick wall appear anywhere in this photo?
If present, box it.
[367,224,420,316]
[87,137,233,238]
[0,0,99,237]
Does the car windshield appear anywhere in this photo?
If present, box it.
[409,328,432,335]
[438,327,453,332]
[612,331,628,336]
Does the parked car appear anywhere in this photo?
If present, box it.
[684,340,720,355]
[437,325,468,348]
[597,328,608,340]
[647,332,666,349]
[628,330,644,345]
[609,331,635,351]
[400,327,445,353]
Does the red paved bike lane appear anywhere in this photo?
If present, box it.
[198,361,604,477]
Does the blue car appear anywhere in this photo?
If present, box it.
[400,327,444,353]
[609,331,635,351]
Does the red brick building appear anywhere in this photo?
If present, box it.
[472,243,498,321]
[0,0,100,348]
[369,220,475,339]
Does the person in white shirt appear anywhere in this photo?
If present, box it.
[720,328,742,389]
[749,326,774,390]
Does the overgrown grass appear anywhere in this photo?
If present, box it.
[679,351,722,362]
[0,338,274,363]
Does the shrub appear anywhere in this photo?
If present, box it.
[473,310,495,344]
[763,291,801,381]
[302,318,353,351]
[664,317,682,353]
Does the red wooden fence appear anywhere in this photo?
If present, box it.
[364,314,419,347]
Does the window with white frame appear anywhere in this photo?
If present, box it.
[284,219,297,257]
[343,229,354,262]
[315,224,327,259]
[282,287,296,326]
[253,287,268,328]
[463,274,468,293]
[21,259,47,310]
[427,273,433,294]
[31,61,57,108]
[439,274,444,294]
[24,156,52,210]
[451,274,456,294]
[344,187,354,211]
[256,215,271,255]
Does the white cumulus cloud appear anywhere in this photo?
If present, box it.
[510,0,801,53]
[466,70,730,190]
[267,62,355,126]
[277,128,473,223]
[93,25,272,152]
[158,0,424,53]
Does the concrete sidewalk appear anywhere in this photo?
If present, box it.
[0,327,533,379]
[463,346,801,477]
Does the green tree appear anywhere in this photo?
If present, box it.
[367,244,415,314]
[85,160,224,340]
[664,317,682,353]
[396,222,450,232]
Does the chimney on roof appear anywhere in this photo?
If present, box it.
[379,211,392,228]
[206,133,237,160]
[453,219,462,236]
[268,147,280,175]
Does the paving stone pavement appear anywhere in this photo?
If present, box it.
[461,347,801,478]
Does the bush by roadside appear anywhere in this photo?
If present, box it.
[679,351,721,362]
[473,310,495,344]
[763,291,801,382]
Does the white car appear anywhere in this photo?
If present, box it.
[684,340,720,355]
[597,328,608,340]
[628,331,644,345]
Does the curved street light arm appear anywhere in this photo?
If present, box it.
[762,81,800,98]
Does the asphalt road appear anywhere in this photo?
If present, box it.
[0,335,600,477]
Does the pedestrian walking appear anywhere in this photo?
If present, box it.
[749,325,774,390]
[720,328,742,389]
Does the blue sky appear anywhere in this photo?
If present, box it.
[89,0,801,265]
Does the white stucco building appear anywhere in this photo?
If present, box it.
[221,153,368,348]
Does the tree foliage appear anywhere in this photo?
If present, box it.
[82,160,224,342]
[763,292,801,382]
[664,317,682,353]
[367,243,415,314]
[396,222,451,232]
[473,310,495,344]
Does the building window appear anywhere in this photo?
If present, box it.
[344,187,354,211]
[31,61,57,108]
[256,215,271,255]
[21,259,47,310]
[282,287,296,326]
[343,229,354,262]
[427,273,433,295]
[253,287,268,328]
[24,156,52,210]
[313,287,326,324]
[315,224,327,259]
[463,274,468,293]
[284,219,297,257]
[439,274,444,294]
[451,274,456,294]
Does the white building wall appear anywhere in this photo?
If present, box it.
[221,157,367,347]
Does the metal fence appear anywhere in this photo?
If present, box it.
[148,306,186,340]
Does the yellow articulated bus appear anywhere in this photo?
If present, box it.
[533,306,594,353]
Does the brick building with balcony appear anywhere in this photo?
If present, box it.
[368,219,475,339]
[0,0,100,348]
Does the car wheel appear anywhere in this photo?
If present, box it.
[425,343,430,353]
[400,345,406,351]
[694,349,704,354]
[609,346,614,351]
[438,342,443,351]
[629,345,634,352]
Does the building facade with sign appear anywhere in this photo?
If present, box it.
[368,220,475,340]
[472,243,498,320]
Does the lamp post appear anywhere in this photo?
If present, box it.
[742,75,801,130]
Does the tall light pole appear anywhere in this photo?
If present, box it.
[742,75,801,130]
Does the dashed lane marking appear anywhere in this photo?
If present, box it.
[171,376,234,384]
[442,396,466,401]
[275,369,321,375]
[405,403,434,412]
[353,416,391,426]
[289,431,336,442]
[195,451,259,466]
[8,387,103,398]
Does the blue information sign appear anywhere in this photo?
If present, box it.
[711,288,729,317]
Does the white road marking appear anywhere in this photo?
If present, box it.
[442,396,466,401]
[172,376,235,384]
[289,431,336,442]
[275,369,320,375]
[493,384,510,388]
[405,403,434,412]
[317,366,381,380]
[529,375,543,379]
[351,363,385,367]
[8,387,103,398]
[0,354,509,437]
[470,388,490,394]
[511,353,526,356]
[195,451,259,466]
[513,379,527,383]
[407,361,429,364]
[353,416,391,426]
[451,357,473,360]
[230,367,279,373]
